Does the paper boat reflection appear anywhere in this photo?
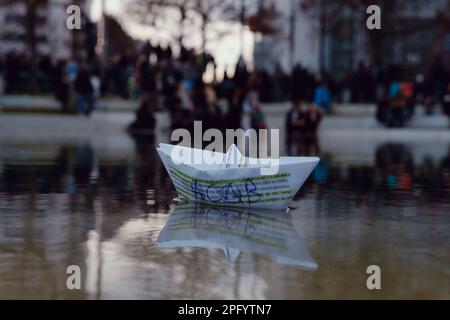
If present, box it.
[157,203,318,269]
[156,143,319,209]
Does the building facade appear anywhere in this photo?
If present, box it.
[323,0,450,75]
[0,0,91,61]
[254,0,450,76]
[253,0,320,74]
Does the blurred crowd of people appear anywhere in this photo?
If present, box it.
[0,52,101,115]
[367,57,450,127]
[1,47,450,129]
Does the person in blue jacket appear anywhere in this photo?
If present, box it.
[314,82,332,113]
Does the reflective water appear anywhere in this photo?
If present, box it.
[0,131,449,299]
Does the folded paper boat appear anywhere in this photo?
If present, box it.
[157,143,319,209]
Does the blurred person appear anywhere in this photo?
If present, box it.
[91,74,101,100]
[420,74,437,115]
[441,83,450,127]
[54,59,70,112]
[290,65,306,104]
[285,102,306,141]
[414,73,425,104]
[170,82,188,130]
[106,54,123,97]
[402,81,416,117]
[285,102,305,155]
[136,51,157,105]
[225,88,244,130]
[200,85,222,131]
[233,56,249,93]
[338,70,352,103]
[38,55,55,93]
[389,79,401,98]
[74,64,95,115]
[388,80,406,127]
[242,75,261,130]
[250,103,267,131]
[154,44,164,62]
[127,99,156,135]
[286,102,322,156]
[273,63,288,101]
[302,104,322,157]
[304,104,322,136]
[429,56,449,101]
[423,96,436,116]
[314,81,332,113]
[161,58,183,112]
[376,95,390,125]
[374,63,388,101]
[352,61,374,102]
[136,49,158,124]
[122,51,136,99]
[440,145,450,192]
[220,71,235,102]
[0,55,4,95]
[66,57,79,83]
[259,69,273,103]
[179,78,196,132]
[384,80,413,128]
[4,53,24,93]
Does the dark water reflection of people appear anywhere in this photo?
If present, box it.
[129,134,173,214]
[54,143,94,195]
[375,143,414,191]
[439,145,450,194]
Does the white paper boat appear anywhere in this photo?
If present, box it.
[157,203,318,269]
[157,143,319,209]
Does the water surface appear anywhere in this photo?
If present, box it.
[0,131,449,299]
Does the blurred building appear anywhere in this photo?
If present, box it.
[254,0,450,75]
[0,0,92,61]
[253,0,320,74]
[322,0,450,75]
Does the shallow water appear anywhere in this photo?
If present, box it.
[0,132,449,299]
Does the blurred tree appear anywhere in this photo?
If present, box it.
[247,2,279,35]
[126,0,195,47]
[127,0,242,51]
[192,0,238,50]
[105,15,137,57]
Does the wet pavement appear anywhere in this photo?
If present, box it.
[0,111,449,299]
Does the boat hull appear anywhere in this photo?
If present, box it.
[157,144,319,209]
